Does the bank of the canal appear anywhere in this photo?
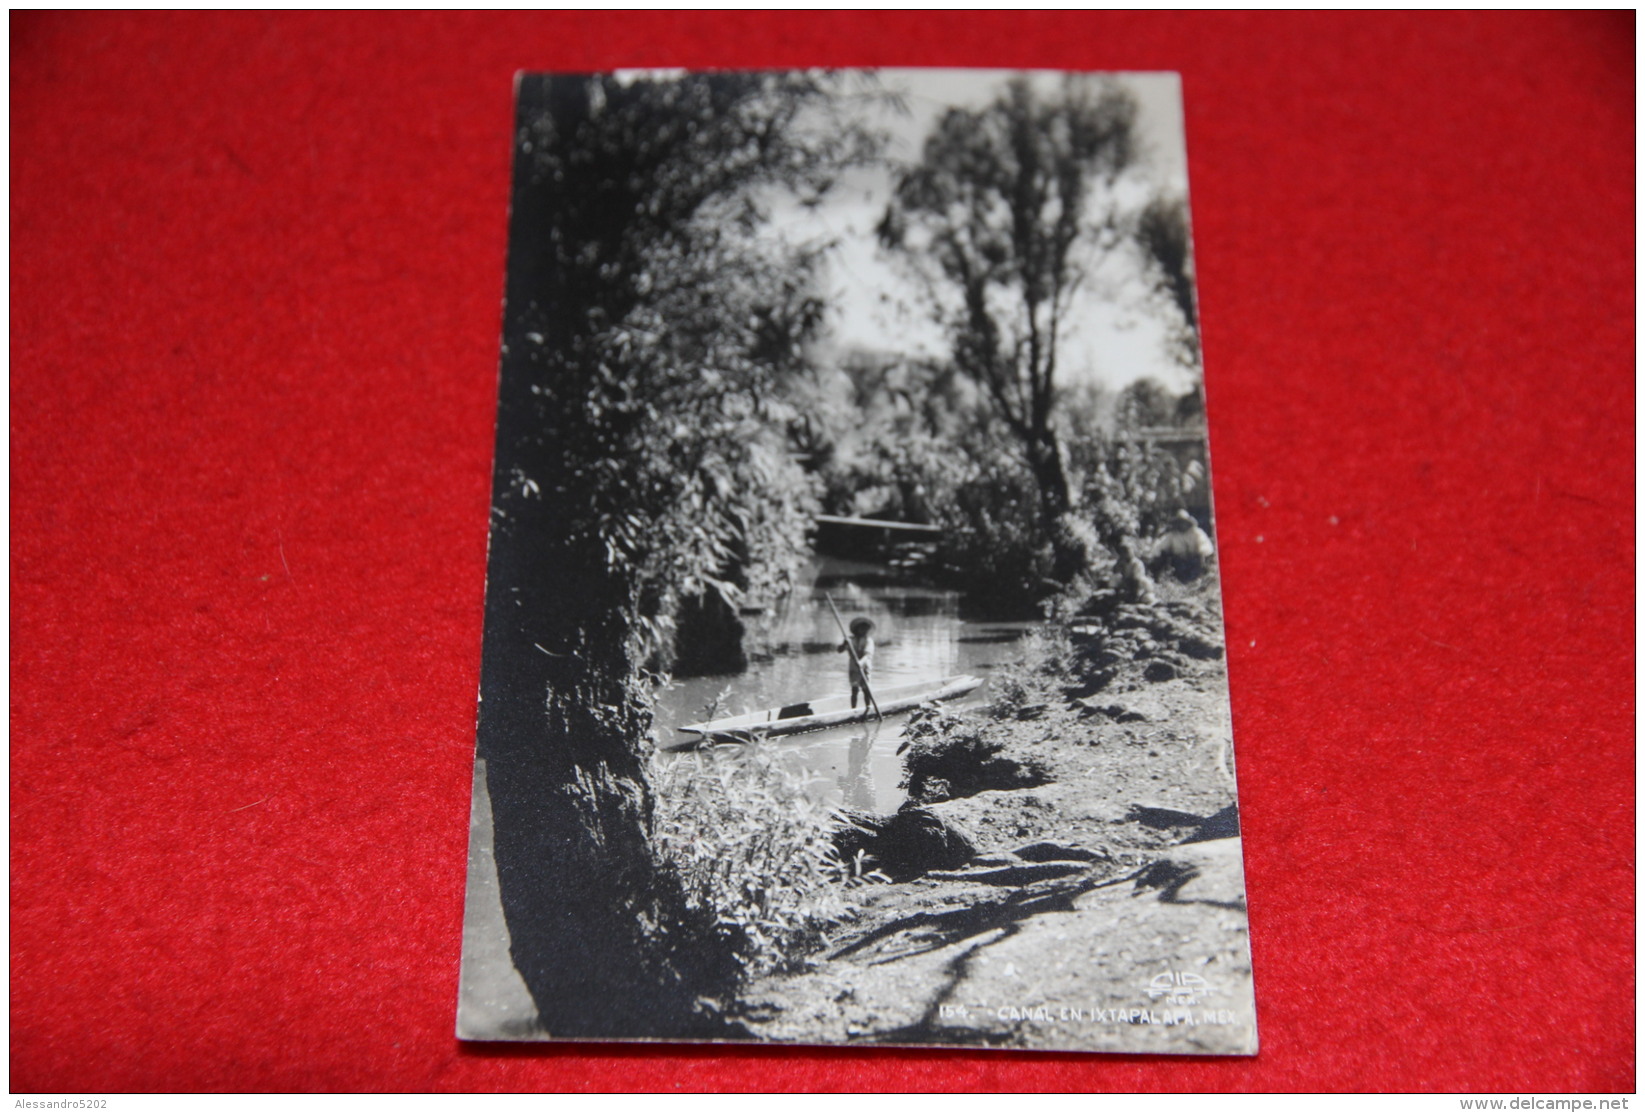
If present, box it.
[732,583,1257,1053]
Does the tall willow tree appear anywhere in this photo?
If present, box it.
[478,73,873,1037]
[878,75,1149,594]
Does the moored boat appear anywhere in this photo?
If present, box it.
[666,674,983,750]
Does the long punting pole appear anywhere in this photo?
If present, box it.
[824,592,881,721]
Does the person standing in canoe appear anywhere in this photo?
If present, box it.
[838,617,876,709]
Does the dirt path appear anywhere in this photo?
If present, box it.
[735,601,1258,1054]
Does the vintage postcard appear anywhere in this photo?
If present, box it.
[458,69,1256,1054]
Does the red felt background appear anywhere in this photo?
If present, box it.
[10,11,1634,1094]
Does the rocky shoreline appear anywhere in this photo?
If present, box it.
[733,589,1257,1054]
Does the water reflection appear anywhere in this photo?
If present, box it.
[779,717,910,813]
[653,558,1031,813]
[841,727,874,811]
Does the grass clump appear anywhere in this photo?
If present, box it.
[985,625,1074,718]
[650,745,857,975]
[900,701,1052,804]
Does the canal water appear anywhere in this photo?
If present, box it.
[651,557,1034,813]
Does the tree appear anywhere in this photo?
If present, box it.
[878,75,1138,587]
[1115,376,1179,430]
[1135,194,1200,369]
[477,73,872,1037]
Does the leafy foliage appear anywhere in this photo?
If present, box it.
[500,71,884,674]
[932,421,1058,615]
[1134,194,1200,369]
[860,75,1222,617]
[1057,380,1209,601]
[879,75,1141,586]
[480,73,883,1032]
[651,746,860,974]
[807,363,1211,615]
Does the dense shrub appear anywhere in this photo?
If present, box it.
[650,745,859,974]
[808,376,1213,615]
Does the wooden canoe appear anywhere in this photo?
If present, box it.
[667,674,984,749]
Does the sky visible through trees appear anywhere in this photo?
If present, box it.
[767,70,1196,396]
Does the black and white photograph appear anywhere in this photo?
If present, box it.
[459,68,1256,1054]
